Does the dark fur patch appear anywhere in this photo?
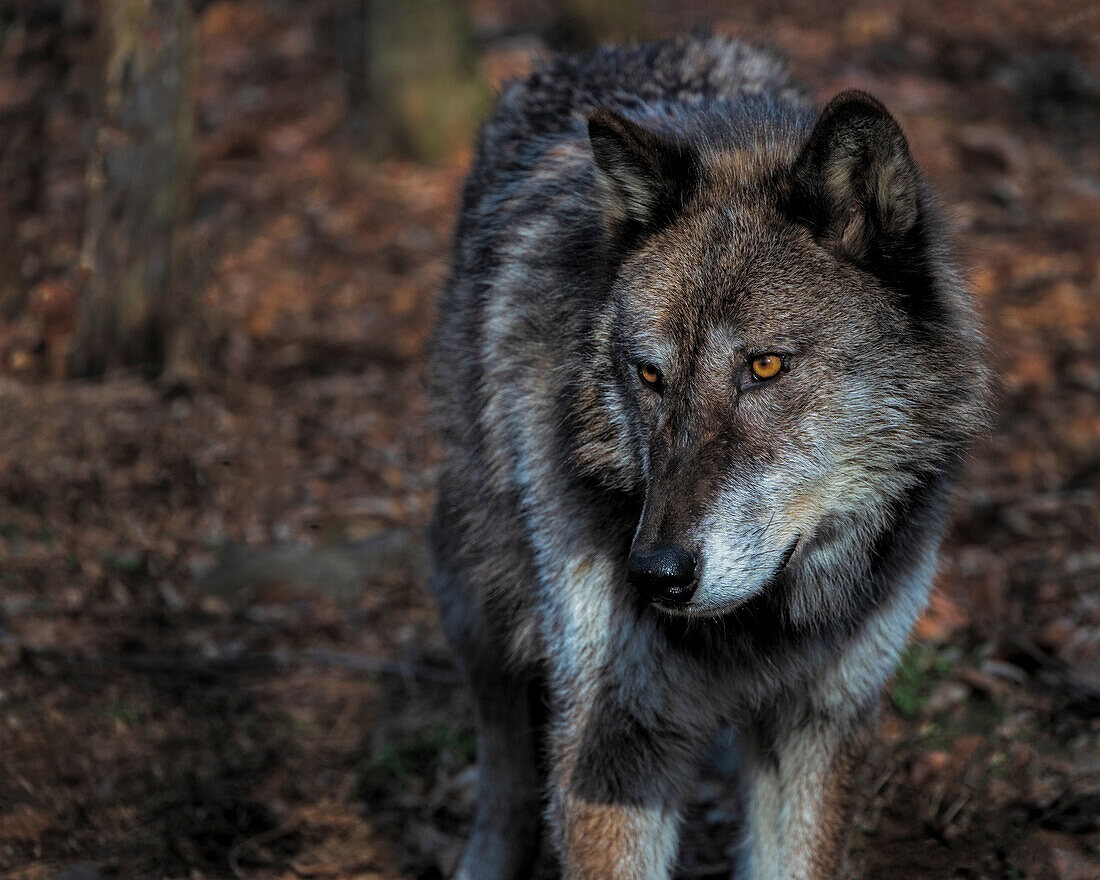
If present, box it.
[572,698,696,808]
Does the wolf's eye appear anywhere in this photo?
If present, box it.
[637,363,662,391]
[750,354,784,381]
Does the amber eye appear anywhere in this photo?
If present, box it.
[637,363,662,390]
[750,354,783,381]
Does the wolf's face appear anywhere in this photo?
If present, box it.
[587,94,982,616]
[615,215,906,615]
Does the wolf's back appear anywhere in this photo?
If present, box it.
[465,36,805,209]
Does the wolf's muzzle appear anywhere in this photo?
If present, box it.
[627,543,697,605]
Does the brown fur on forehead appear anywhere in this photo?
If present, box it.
[612,145,796,315]
[617,185,896,358]
[699,136,801,197]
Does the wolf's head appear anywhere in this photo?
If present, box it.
[581,92,988,619]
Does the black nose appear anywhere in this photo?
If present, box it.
[627,543,697,604]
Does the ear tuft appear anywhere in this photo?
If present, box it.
[789,90,920,263]
[588,108,696,238]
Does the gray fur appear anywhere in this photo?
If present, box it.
[429,34,989,880]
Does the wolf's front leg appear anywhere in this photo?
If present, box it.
[455,672,545,880]
[547,689,716,880]
[738,709,874,880]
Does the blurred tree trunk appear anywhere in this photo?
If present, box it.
[360,0,489,163]
[0,211,19,319]
[0,1,56,320]
[548,0,652,48]
[72,0,196,378]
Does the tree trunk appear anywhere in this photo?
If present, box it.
[363,0,489,163]
[549,0,652,49]
[0,210,20,320]
[72,0,196,378]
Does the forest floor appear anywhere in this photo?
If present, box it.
[0,2,1098,878]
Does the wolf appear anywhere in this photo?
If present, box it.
[428,34,988,880]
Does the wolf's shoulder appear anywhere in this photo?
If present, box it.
[492,34,805,140]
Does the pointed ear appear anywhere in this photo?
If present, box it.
[788,90,920,263]
[588,108,697,237]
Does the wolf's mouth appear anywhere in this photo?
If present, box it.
[650,534,801,618]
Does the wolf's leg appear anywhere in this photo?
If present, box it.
[546,684,716,880]
[455,669,544,880]
[738,710,874,880]
[731,738,783,880]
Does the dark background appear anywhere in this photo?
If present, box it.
[0,1,1097,878]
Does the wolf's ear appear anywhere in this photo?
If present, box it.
[788,90,920,264]
[588,108,697,237]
